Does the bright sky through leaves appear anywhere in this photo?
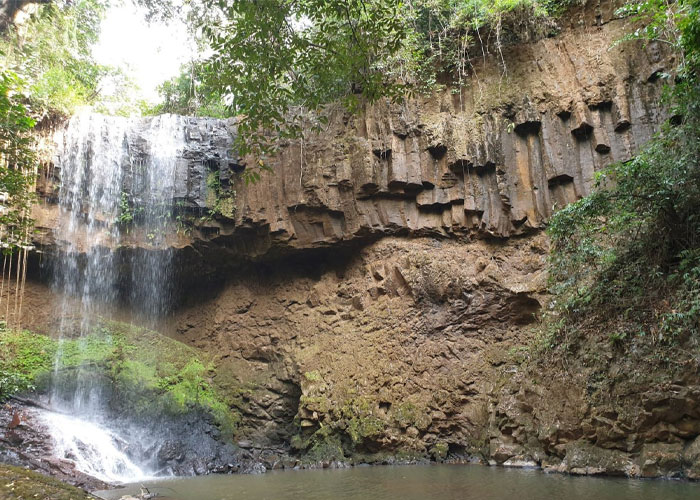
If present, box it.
[92,1,193,103]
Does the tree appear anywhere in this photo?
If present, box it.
[0,0,51,34]
[0,0,112,117]
[139,0,569,163]
[0,69,37,327]
[198,0,408,158]
[544,0,700,347]
[148,60,230,118]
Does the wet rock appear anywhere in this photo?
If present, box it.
[156,441,185,463]
[683,435,700,479]
[0,402,110,491]
[560,442,638,477]
[638,443,683,478]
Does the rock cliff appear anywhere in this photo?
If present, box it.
[22,0,700,480]
[34,1,669,270]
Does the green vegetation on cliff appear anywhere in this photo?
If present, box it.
[0,321,242,435]
[0,70,37,254]
[541,0,700,364]
[145,0,578,159]
[0,0,142,118]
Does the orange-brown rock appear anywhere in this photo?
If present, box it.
[17,0,700,479]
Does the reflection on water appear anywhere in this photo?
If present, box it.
[95,464,700,500]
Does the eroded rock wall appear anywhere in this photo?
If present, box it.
[186,3,670,262]
[34,2,671,269]
[165,235,549,460]
[24,0,700,479]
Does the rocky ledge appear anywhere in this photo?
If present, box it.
[33,2,671,273]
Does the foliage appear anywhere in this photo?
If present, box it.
[544,0,700,350]
[0,367,34,401]
[147,61,230,118]
[117,192,135,225]
[0,69,36,253]
[1,0,145,118]
[0,0,109,117]
[198,0,407,160]
[395,0,567,89]
[204,170,236,219]
[116,191,146,228]
[138,0,575,175]
[92,66,152,117]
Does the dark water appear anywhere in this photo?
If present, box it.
[95,464,700,500]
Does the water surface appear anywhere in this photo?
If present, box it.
[95,464,700,500]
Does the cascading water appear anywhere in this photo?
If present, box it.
[50,112,128,416]
[37,412,149,484]
[127,116,182,320]
[40,111,186,483]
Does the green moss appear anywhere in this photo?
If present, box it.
[305,434,346,463]
[0,321,242,437]
[205,171,220,207]
[299,394,332,414]
[393,402,418,428]
[340,396,385,443]
[294,424,347,464]
[204,171,236,220]
[0,327,55,399]
[293,394,386,462]
[216,196,236,218]
[392,401,430,430]
[115,359,158,389]
[0,465,93,500]
[303,370,323,382]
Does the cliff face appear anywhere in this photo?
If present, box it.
[226,8,665,251]
[35,1,668,269]
[25,1,700,479]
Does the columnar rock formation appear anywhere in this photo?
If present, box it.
[23,1,700,479]
[34,2,670,264]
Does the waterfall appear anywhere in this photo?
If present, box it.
[127,116,183,319]
[37,411,154,484]
[50,112,129,414]
[44,111,187,482]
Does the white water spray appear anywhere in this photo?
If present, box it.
[44,111,187,483]
[38,411,155,484]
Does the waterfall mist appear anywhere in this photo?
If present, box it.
[43,111,187,482]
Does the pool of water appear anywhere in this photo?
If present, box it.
[95,464,700,500]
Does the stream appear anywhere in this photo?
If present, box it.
[95,464,700,500]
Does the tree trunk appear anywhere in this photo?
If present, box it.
[0,0,51,34]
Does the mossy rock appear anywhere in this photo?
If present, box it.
[340,396,386,443]
[430,442,449,460]
[0,465,94,500]
[392,401,430,430]
[0,320,243,437]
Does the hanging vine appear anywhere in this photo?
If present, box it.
[0,69,38,328]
